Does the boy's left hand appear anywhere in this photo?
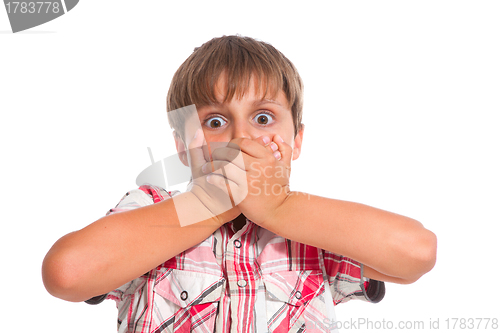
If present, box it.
[201,134,293,228]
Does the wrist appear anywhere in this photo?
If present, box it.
[264,191,299,236]
[187,187,240,227]
[171,190,219,227]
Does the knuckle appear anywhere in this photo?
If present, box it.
[211,175,223,186]
[266,154,276,164]
[237,138,251,150]
[229,149,240,161]
[227,141,240,150]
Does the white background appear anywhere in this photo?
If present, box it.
[1,1,499,332]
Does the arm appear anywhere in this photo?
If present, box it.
[205,135,437,284]
[42,192,232,303]
[42,131,276,303]
[268,194,437,284]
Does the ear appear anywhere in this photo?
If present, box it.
[292,124,305,161]
[173,131,189,167]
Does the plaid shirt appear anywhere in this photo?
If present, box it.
[87,185,384,333]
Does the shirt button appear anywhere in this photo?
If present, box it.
[233,240,242,248]
[294,291,302,299]
[180,291,188,301]
[237,279,247,288]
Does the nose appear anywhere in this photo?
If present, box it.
[232,119,253,140]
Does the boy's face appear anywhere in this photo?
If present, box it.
[175,76,304,165]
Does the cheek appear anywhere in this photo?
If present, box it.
[203,132,232,157]
[281,134,295,148]
[273,121,295,146]
[204,130,230,142]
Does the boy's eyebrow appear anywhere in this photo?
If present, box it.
[253,98,285,107]
[205,98,286,108]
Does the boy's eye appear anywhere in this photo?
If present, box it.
[253,113,274,125]
[205,116,227,128]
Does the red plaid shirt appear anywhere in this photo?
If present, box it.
[87,185,384,332]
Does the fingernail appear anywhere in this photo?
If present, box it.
[194,129,199,139]
[263,136,271,144]
[276,134,284,143]
[270,142,278,151]
[206,175,213,184]
[274,151,281,160]
[202,163,207,173]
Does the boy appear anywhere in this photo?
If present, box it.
[42,35,437,332]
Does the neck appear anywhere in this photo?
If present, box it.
[232,214,247,232]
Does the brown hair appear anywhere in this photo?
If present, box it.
[166,35,303,140]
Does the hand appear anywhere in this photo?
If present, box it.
[184,130,280,227]
[202,134,293,228]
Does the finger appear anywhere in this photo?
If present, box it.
[206,172,238,205]
[206,163,247,187]
[253,135,273,149]
[253,135,282,159]
[230,137,272,159]
[201,174,238,213]
[202,160,244,174]
[272,134,292,165]
[206,169,248,205]
[210,145,246,170]
[270,142,281,160]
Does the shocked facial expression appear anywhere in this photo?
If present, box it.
[176,76,304,163]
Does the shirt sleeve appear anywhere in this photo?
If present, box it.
[322,250,385,305]
[84,184,175,305]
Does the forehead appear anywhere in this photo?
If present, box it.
[210,78,287,107]
[197,72,290,108]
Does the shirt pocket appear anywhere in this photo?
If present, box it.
[152,270,226,333]
[263,270,326,332]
